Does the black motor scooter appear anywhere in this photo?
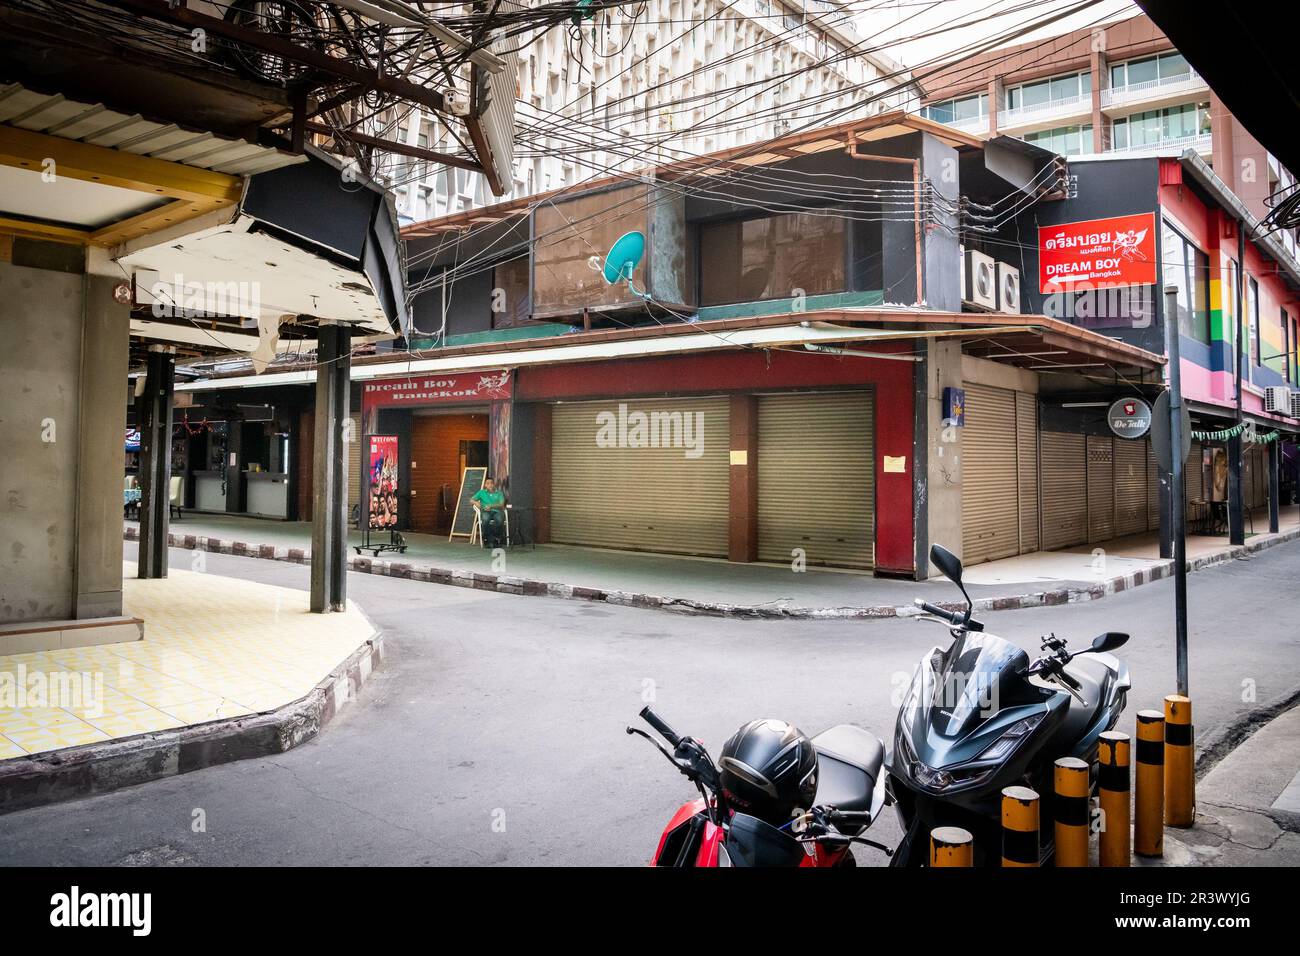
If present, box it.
[886,544,1131,866]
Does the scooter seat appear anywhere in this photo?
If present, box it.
[811,724,884,813]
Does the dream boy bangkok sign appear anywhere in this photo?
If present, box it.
[1038,212,1157,293]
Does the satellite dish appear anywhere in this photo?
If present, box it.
[602,230,646,285]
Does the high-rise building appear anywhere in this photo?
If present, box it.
[377,0,912,224]
[917,12,1298,256]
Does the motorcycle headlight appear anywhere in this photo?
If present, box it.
[978,714,1045,762]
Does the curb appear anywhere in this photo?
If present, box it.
[0,628,384,816]
[125,523,1300,620]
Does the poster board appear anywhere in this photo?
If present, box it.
[449,466,487,541]
[367,435,399,531]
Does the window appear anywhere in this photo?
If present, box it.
[1247,276,1260,371]
[1291,313,1299,385]
[1005,70,1089,111]
[1110,52,1191,90]
[1023,124,1093,155]
[1224,261,1238,377]
[699,211,846,306]
[1162,222,1210,343]
[1112,102,1209,149]
[921,93,988,124]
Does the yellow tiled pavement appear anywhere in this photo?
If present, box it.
[0,563,375,759]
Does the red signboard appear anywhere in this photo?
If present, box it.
[367,435,399,531]
[1038,213,1157,293]
[362,369,512,408]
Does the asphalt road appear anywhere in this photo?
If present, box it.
[1,540,1297,866]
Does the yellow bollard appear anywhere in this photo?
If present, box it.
[1134,709,1164,857]
[929,826,973,867]
[1001,786,1040,867]
[1053,757,1090,867]
[1164,695,1195,827]
[1098,731,1131,867]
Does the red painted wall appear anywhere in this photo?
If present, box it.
[516,344,917,573]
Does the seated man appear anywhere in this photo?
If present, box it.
[471,477,507,548]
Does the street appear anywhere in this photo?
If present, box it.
[1,540,1296,867]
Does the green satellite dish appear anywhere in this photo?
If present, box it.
[602,230,646,286]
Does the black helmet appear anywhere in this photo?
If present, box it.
[719,719,818,825]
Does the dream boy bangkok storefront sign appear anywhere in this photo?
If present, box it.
[363,369,512,408]
[1038,213,1157,292]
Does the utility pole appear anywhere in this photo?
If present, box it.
[1229,226,1246,545]
[1164,285,1189,696]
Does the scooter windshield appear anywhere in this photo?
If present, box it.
[932,632,1031,737]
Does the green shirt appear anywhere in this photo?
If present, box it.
[472,488,504,510]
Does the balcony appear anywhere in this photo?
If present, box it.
[1101,70,1209,112]
[1106,132,1213,157]
[997,92,1092,133]
[941,113,991,136]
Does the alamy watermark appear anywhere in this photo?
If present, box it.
[595,403,705,459]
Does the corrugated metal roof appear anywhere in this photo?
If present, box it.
[0,82,304,176]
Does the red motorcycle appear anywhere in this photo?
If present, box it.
[629,707,893,867]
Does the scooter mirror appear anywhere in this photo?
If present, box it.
[929,544,963,585]
[1090,632,1130,653]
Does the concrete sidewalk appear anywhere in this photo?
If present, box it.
[1151,697,1300,867]
[127,505,1299,617]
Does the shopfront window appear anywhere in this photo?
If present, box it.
[699,210,846,306]
[1162,222,1210,343]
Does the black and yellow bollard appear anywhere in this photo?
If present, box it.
[1053,757,1090,867]
[1098,731,1131,867]
[1001,786,1040,867]
[1134,709,1164,857]
[1164,695,1195,827]
[929,826,974,867]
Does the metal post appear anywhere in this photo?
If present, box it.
[310,323,351,613]
[1268,439,1280,533]
[137,347,175,579]
[1163,286,1189,696]
[1230,229,1245,545]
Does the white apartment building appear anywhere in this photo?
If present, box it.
[377,0,911,225]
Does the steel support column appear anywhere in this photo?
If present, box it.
[1227,434,1244,544]
[1268,439,1280,533]
[137,348,175,579]
[310,324,351,613]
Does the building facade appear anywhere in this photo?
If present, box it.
[375,0,911,224]
[918,12,1299,261]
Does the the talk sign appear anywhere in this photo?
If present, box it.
[1107,397,1153,440]
[1039,212,1157,293]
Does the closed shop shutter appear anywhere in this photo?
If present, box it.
[1184,441,1204,504]
[1041,432,1087,550]
[347,412,361,524]
[1147,438,1161,531]
[551,397,730,556]
[1087,435,1115,542]
[758,391,874,568]
[1016,392,1040,554]
[1114,438,1148,537]
[962,384,1019,565]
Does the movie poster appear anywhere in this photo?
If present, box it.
[367,435,399,531]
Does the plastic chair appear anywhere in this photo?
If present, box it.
[471,503,509,548]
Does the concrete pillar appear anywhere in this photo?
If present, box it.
[532,403,552,544]
[310,324,351,613]
[224,417,244,513]
[74,274,130,616]
[137,348,175,579]
[1090,48,1107,154]
[1268,440,1280,533]
[1227,434,1244,545]
[922,339,964,577]
[728,394,758,562]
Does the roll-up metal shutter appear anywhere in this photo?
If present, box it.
[1146,438,1161,531]
[347,412,361,524]
[962,384,1019,565]
[1184,441,1204,503]
[1114,438,1147,537]
[758,391,874,568]
[1041,432,1087,550]
[551,397,730,556]
[1087,435,1115,542]
[1016,392,1040,554]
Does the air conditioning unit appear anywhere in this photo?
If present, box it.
[963,248,997,311]
[1264,386,1291,414]
[1290,391,1300,418]
[997,262,1021,314]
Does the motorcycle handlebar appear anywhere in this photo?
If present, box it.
[827,809,874,827]
[639,706,683,748]
[914,599,962,625]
